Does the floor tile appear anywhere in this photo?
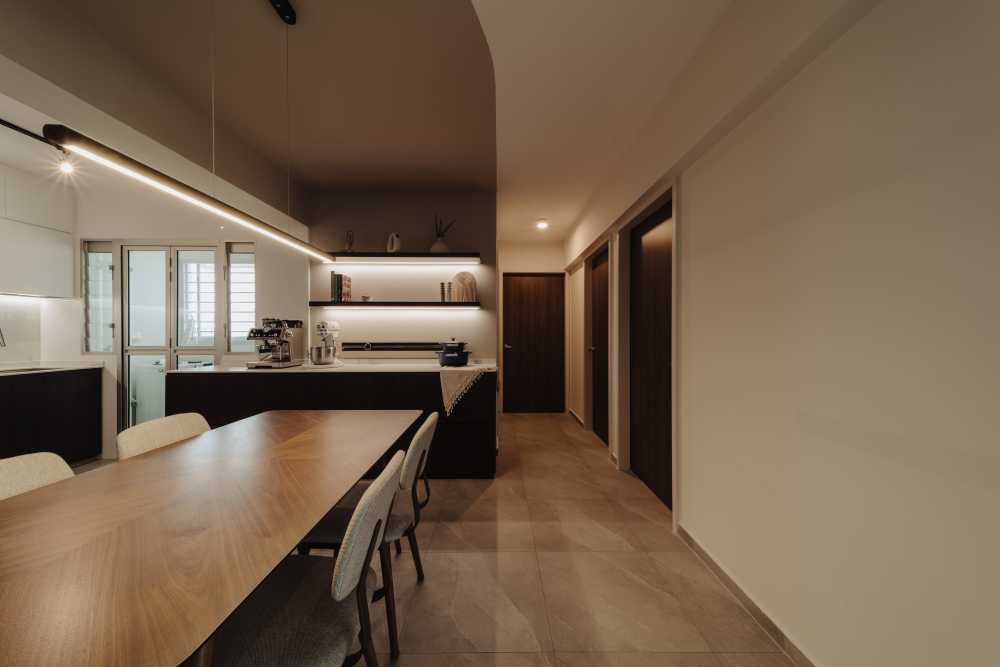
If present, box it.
[613,498,674,528]
[380,653,557,666]
[555,653,722,667]
[426,519,535,551]
[647,552,780,653]
[523,474,608,500]
[716,654,795,666]
[529,499,640,552]
[392,552,553,652]
[434,478,528,501]
[425,496,533,522]
[367,414,779,663]
[537,551,709,652]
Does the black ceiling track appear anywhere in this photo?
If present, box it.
[269,0,296,25]
[0,116,65,153]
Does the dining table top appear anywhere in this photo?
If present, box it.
[0,409,421,667]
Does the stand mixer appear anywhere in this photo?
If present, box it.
[311,320,342,366]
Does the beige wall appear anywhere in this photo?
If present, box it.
[677,1,999,665]
[497,241,564,274]
[563,0,878,264]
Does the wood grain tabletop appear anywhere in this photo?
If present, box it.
[0,409,420,666]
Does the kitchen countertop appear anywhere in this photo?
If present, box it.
[0,361,105,377]
[167,360,498,374]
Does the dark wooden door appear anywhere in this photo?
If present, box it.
[630,203,673,508]
[590,248,610,443]
[503,273,565,412]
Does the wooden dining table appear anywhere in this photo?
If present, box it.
[0,409,421,666]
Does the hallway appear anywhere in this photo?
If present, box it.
[372,413,792,666]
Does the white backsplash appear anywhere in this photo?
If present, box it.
[0,295,42,364]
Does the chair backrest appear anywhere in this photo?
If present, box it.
[399,412,439,493]
[331,451,404,601]
[0,452,73,501]
[117,413,210,460]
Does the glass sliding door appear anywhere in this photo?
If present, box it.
[123,247,169,427]
[122,245,218,427]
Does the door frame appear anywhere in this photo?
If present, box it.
[120,243,223,428]
[500,271,566,414]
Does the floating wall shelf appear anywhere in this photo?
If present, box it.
[309,300,481,310]
[327,252,481,265]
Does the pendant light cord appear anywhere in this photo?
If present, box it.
[285,23,292,216]
[210,0,217,179]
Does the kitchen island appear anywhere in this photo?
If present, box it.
[165,361,497,478]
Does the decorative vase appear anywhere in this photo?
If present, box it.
[386,233,401,253]
[430,237,450,253]
[452,272,478,302]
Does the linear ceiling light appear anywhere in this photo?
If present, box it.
[42,125,333,264]
[332,256,481,266]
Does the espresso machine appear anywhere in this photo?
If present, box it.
[246,318,306,368]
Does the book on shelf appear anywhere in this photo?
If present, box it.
[330,272,353,303]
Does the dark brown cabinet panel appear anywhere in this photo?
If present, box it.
[502,273,565,413]
[0,368,102,464]
[629,203,673,508]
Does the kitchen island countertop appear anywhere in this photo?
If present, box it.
[167,360,497,374]
[0,361,105,377]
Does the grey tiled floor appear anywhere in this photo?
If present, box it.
[365,413,792,666]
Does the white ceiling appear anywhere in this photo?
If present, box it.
[472,0,730,241]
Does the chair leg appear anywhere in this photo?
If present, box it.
[356,579,379,667]
[378,544,401,659]
[394,539,402,556]
[406,528,425,583]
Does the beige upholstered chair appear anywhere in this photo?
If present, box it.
[0,452,73,501]
[211,451,404,667]
[300,412,439,658]
[116,413,210,460]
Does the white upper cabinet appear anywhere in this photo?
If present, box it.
[1,164,75,233]
[0,163,75,297]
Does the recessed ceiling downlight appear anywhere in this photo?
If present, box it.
[58,160,74,174]
[535,219,550,230]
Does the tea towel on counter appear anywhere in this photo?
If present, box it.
[440,367,486,416]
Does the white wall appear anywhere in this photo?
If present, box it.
[678,1,999,665]
[0,294,41,363]
[0,54,314,458]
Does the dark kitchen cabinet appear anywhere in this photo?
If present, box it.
[0,368,102,464]
[166,370,497,478]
